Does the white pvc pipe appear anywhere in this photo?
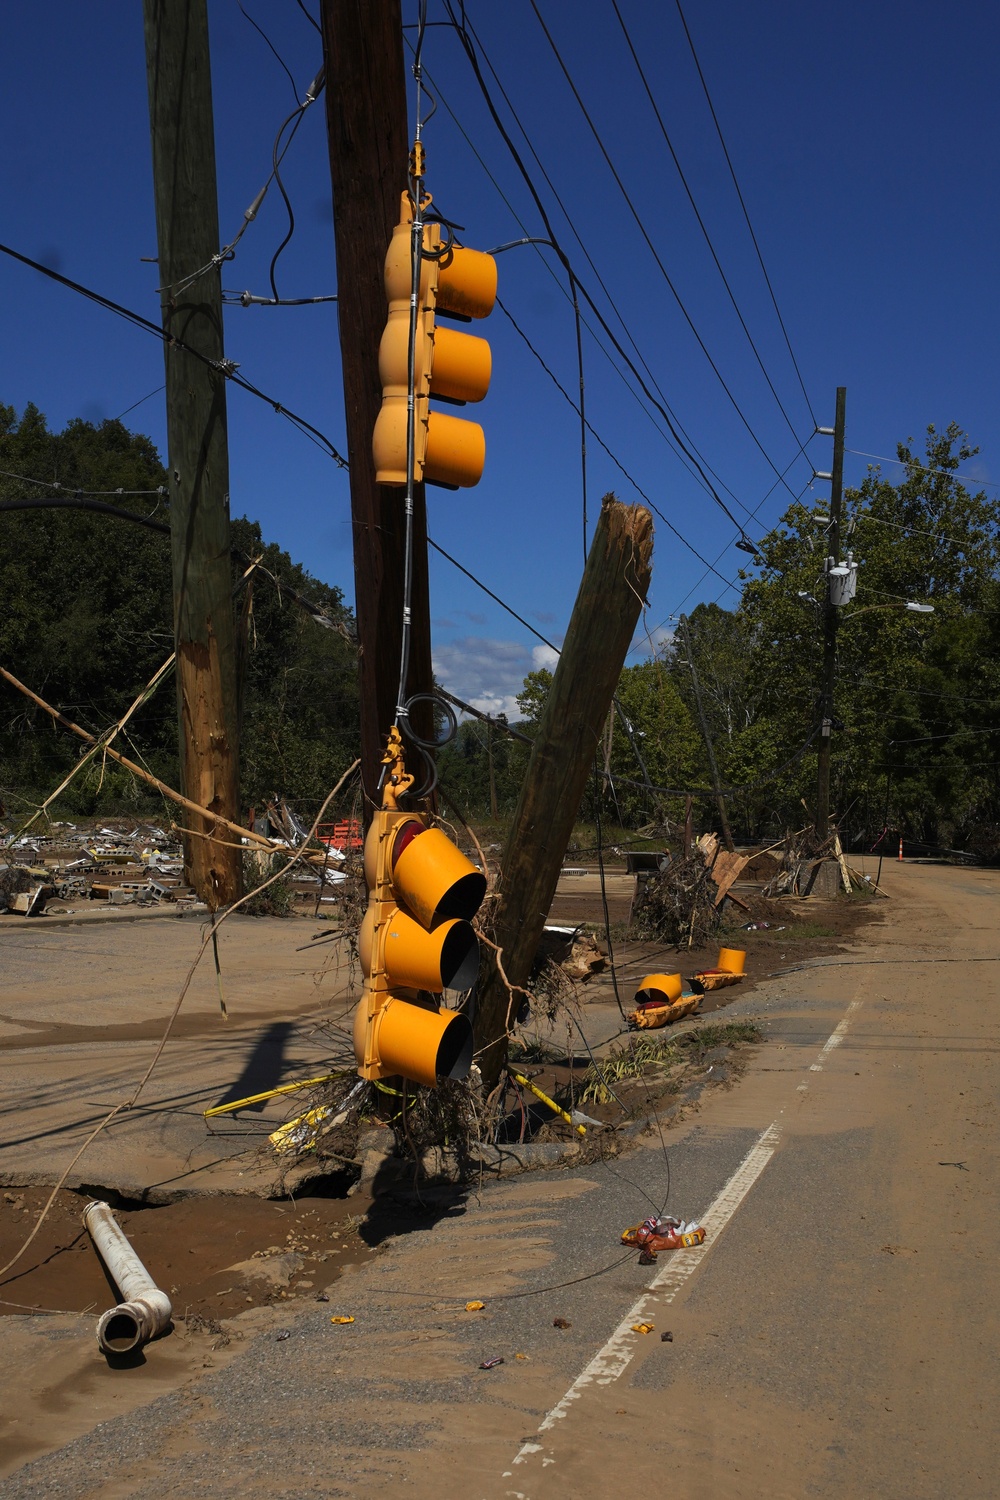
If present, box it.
[83,1200,173,1356]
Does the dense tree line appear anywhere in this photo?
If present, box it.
[0,403,359,819]
[439,426,1000,854]
[3,405,997,854]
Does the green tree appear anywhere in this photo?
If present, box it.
[739,423,1000,845]
[0,403,360,818]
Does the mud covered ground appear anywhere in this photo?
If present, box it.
[0,1187,375,1326]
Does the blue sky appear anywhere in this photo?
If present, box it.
[2,0,997,715]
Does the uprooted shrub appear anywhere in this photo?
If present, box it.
[629,853,721,947]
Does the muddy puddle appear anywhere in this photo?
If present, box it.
[0,1185,375,1324]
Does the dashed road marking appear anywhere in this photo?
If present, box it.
[503,1120,782,1479]
[503,997,865,1487]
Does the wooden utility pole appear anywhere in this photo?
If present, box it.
[474,496,653,1085]
[816,386,847,832]
[678,613,734,851]
[143,0,241,907]
[320,0,434,815]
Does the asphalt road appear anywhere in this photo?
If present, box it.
[3,861,999,1498]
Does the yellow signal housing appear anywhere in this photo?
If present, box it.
[373,194,497,489]
[634,973,684,1006]
[353,729,485,1087]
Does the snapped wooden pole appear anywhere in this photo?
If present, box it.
[473,495,654,1085]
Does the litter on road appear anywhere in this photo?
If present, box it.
[621,1216,707,1258]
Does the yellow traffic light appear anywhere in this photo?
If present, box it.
[353,729,485,1088]
[372,193,497,489]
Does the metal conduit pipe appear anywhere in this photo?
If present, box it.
[83,1200,172,1356]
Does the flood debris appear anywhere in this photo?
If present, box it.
[628,949,746,1028]
[0,820,194,914]
[621,1216,706,1259]
[629,832,749,947]
[83,1199,173,1358]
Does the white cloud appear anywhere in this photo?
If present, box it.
[433,636,535,712]
[469,692,522,718]
[531,643,559,671]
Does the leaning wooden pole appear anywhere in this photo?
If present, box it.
[143,0,241,906]
[474,495,654,1086]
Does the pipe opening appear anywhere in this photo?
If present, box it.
[100,1310,142,1353]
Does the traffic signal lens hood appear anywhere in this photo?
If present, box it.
[437,245,497,319]
[359,904,480,992]
[371,995,474,1088]
[635,972,684,1006]
[392,825,487,927]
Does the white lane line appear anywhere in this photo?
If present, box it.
[809,997,862,1071]
[503,998,867,1486]
[503,1120,782,1477]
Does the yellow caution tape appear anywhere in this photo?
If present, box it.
[268,1104,334,1154]
[204,1070,348,1118]
[509,1069,587,1136]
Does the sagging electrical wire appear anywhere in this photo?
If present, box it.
[0,241,348,468]
[156,64,325,302]
[0,468,164,498]
[0,495,349,635]
[444,15,786,533]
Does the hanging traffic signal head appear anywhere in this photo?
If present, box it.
[353,730,486,1088]
[373,193,497,489]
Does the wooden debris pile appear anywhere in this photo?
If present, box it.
[630,833,750,947]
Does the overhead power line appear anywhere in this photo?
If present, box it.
[609,0,806,448]
[449,14,762,523]
[0,468,164,497]
[442,4,763,542]
[0,241,348,468]
[416,45,768,530]
[525,0,806,500]
[846,447,1000,490]
[672,0,818,429]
